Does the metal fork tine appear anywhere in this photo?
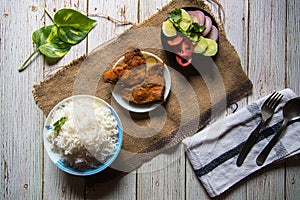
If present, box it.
[271,94,283,109]
[266,92,279,107]
[269,93,282,108]
[264,91,277,106]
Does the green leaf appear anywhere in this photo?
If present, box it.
[167,8,182,23]
[188,22,206,34]
[54,8,96,44]
[18,8,96,72]
[56,26,89,45]
[32,25,71,58]
[167,8,207,43]
[53,116,67,132]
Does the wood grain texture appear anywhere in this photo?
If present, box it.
[285,0,300,199]
[86,1,139,198]
[42,1,88,199]
[137,1,185,200]
[1,0,300,199]
[0,0,44,199]
[186,1,249,199]
[247,0,287,199]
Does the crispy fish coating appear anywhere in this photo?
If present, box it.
[122,83,165,105]
[121,63,165,104]
[103,47,146,83]
[124,47,146,69]
[118,64,147,86]
[144,63,165,86]
[103,47,166,105]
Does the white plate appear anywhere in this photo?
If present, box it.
[111,51,171,113]
[43,95,123,176]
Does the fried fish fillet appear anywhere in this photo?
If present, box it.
[144,63,165,86]
[103,47,146,83]
[124,47,146,69]
[118,64,146,86]
[122,83,165,104]
[103,47,166,105]
[121,63,165,104]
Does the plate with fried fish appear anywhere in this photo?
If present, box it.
[103,47,171,113]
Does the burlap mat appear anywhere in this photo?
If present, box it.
[33,0,252,180]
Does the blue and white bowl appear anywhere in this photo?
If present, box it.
[43,95,123,176]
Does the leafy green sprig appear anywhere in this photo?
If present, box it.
[18,8,96,72]
[53,116,67,133]
[167,8,206,43]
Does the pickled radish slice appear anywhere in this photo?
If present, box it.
[194,11,205,25]
[167,35,184,46]
[176,55,192,67]
[174,39,194,67]
[174,39,194,57]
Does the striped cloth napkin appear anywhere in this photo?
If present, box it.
[182,88,300,197]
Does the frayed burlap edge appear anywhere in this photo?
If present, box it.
[33,0,252,182]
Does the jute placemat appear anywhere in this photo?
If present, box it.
[33,0,252,180]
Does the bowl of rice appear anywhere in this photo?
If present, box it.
[43,95,122,176]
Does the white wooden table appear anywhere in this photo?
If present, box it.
[1,0,299,199]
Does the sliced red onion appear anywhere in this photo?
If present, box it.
[206,25,219,41]
[188,11,205,25]
[202,16,212,36]
[194,10,205,25]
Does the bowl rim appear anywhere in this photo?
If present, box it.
[43,95,123,176]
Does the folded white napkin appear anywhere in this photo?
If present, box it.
[182,88,300,197]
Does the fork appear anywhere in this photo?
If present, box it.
[236,91,283,167]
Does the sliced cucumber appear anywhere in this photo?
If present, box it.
[202,38,218,56]
[179,9,192,31]
[179,21,191,31]
[162,19,177,37]
[193,37,208,54]
[191,34,199,42]
[181,9,191,21]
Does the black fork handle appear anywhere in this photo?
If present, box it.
[236,120,263,167]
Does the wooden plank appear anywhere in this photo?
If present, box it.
[0,0,44,199]
[87,0,139,51]
[2,0,300,199]
[42,1,88,199]
[246,0,286,199]
[85,174,137,199]
[136,1,185,200]
[285,0,300,199]
[85,0,139,198]
[286,0,300,94]
[137,146,185,200]
[185,0,249,198]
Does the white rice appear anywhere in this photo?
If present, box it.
[46,97,119,169]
